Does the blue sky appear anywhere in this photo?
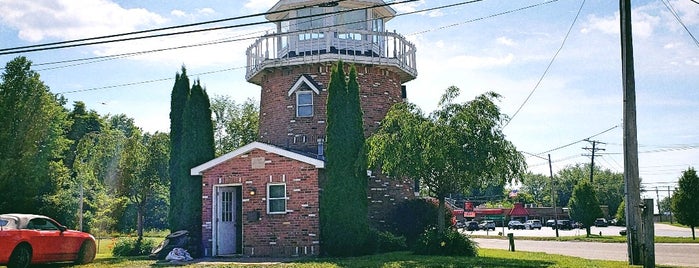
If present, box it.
[1,0,697,202]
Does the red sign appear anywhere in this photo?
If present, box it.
[464,211,476,218]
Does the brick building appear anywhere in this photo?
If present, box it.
[191,0,417,257]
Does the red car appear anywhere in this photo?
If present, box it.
[0,214,96,268]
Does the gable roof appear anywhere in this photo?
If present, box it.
[288,74,321,96]
[190,141,325,175]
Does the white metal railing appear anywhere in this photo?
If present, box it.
[245,29,417,82]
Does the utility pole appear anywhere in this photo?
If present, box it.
[655,187,662,222]
[583,139,605,183]
[621,0,643,265]
[549,154,559,238]
[667,186,673,224]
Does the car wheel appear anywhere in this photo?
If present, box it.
[75,240,96,264]
[8,244,32,268]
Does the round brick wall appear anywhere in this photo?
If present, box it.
[257,62,403,154]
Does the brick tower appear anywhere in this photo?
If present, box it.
[245,0,417,228]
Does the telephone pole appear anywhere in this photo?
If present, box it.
[621,0,643,264]
[583,139,605,183]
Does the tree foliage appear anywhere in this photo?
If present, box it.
[0,57,170,236]
[671,167,699,240]
[0,56,71,215]
[118,130,170,239]
[174,79,215,256]
[368,87,526,233]
[210,95,259,156]
[321,61,369,256]
[568,180,603,237]
[169,67,191,232]
[520,173,552,206]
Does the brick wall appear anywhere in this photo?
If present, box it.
[257,63,403,153]
[200,148,321,257]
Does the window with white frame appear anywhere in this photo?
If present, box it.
[267,183,287,214]
[296,91,313,117]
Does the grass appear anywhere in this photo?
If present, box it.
[68,249,657,268]
[471,234,698,243]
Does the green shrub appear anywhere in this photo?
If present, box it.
[387,199,453,247]
[413,228,478,256]
[366,229,408,253]
[112,237,157,256]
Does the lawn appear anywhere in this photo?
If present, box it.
[76,248,649,268]
[471,234,699,243]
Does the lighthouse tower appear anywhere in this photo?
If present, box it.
[192,1,418,258]
[246,0,417,155]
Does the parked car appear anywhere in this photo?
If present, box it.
[524,219,542,230]
[507,220,525,230]
[594,218,608,227]
[479,220,496,231]
[555,219,573,230]
[465,221,480,231]
[0,214,96,268]
[545,219,556,227]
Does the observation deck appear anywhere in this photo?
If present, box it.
[245,0,417,85]
[245,29,417,85]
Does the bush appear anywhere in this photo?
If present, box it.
[366,229,408,253]
[387,199,453,247]
[413,228,478,257]
[112,237,157,257]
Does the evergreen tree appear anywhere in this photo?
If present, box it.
[321,61,369,256]
[169,67,190,232]
[180,80,215,256]
[671,167,699,240]
[568,180,603,237]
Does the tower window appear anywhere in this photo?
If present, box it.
[296,91,313,117]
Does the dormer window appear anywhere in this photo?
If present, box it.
[288,74,322,118]
[296,91,313,117]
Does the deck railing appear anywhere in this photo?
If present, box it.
[245,29,417,83]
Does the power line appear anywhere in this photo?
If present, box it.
[29,0,494,71]
[0,0,416,55]
[661,0,699,47]
[50,0,559,94]
[504,0,585,128]
[527,124,619,158]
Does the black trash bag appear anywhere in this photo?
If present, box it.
[150,230,190,260]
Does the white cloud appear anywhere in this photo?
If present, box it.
[0,0,166,42]
[390,0,425,14]
[244,0,277,12]
[197,8,215,15]
[171,9,187,17]
[496,36,516,47]
[447,53,515,70]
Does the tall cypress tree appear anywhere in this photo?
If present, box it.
[321,61,369,256]
[181,80,215,256]
[168,66,190,232]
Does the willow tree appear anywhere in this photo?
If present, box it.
[368,87,526,232]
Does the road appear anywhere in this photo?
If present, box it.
[462,223,693,238]
[474,238,699,267]
[468,224,698,267]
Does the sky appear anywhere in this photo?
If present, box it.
[1,0,697,204]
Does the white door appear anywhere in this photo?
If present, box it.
[216,186,239,255]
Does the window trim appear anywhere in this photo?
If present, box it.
[296,91,313,117]
[267,183,287,214]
